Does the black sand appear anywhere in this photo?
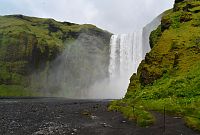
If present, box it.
[0,98,199,135]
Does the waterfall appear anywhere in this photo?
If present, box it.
[107,31,144,99]
[108,15,162,99]
[109,31,143,79]
[56,14,162,99]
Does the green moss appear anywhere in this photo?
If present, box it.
[185,117,200,131]
[149,25,162,48]
[171,13,181,28]
[109,100,154,127]
[0,84,38,96]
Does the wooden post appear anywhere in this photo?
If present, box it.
[163,107,166,134]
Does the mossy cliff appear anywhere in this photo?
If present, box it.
[0,15,111,96]
[109,0,200,130]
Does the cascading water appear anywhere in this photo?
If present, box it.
[108,31,144,98]
[109,31,143,79]
[108,15,162,99]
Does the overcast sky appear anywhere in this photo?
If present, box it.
[0,0,174,34]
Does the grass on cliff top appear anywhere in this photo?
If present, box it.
[0,15,104,51]
[0,15,101,36]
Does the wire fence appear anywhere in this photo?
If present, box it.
[162,106,200,134]
[131,105,200,134]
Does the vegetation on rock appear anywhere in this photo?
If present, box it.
[0,15,111,96]
[109,0,200,130]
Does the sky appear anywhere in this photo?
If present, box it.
[0,0,174,34]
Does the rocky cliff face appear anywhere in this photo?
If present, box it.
[0,15,111,96]
[110,0,200,130]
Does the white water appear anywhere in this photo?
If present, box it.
[108,31,145,98]
[107,15,162,99]
[109,31,143,79]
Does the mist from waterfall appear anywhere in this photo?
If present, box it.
[88,30,149,99]
[86,32,143,99]
[33,15,162,99]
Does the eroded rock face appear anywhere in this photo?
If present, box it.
[175,0,184,4]
[139,67,163,85]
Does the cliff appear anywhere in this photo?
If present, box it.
[0,15,112,96]
[109,0,200,131]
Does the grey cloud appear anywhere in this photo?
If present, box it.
[0,0,174,33]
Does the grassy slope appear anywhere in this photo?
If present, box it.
[109,0,200,131]
[0,15,111,96]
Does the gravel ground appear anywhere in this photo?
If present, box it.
[0,98,199,135]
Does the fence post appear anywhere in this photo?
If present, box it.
[163,106,166,134]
